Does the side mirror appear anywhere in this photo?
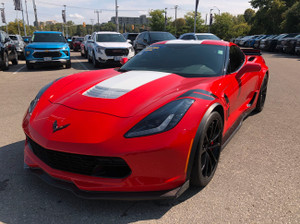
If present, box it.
[120,57,128,65]
[24,38,29,42]
[236,63,261,78]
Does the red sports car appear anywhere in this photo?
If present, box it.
[23,40,269,200]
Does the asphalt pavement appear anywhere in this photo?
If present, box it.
[0,52,299,224]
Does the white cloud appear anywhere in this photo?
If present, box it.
[69,13,84,20]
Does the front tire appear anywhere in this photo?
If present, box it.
[191,112,223,187]
[92,52,100,68]
[65,60,71,69]
[26,61,34,70]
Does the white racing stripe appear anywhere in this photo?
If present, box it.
[83,70,171,99]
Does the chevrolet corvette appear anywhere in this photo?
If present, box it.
[23,40,269,200]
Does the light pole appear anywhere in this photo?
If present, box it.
[20,0,27,36]
[32,0,39,29]
[25,0,29,26]
[115,0,119,32]
[1,3,8,33]
[209,6,220,32]
[174,5,178,36]
[164,8,167,31]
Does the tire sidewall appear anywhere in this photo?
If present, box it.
[192,111,223,187]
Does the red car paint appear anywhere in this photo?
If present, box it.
[22,40,268,198]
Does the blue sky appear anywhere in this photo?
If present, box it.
[1,0,253,25]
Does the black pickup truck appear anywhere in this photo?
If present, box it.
[0,30,18,70]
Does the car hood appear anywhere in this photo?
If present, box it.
[46,69,215,118]
[27,42,68,49]
[96,42,131,48]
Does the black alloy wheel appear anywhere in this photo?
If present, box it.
[255,75,268,113]
[191,112,223,187]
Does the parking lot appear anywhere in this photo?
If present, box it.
[0,52,299,223]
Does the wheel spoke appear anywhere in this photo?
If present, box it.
[207,143,221,151]
[207,148,217,164]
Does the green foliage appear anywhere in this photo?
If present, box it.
[244,8,256,23]
[281,1,300,32]
[149,10,165,31]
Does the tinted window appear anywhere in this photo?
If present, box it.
[96,34,126,42]
[32,33,66,43]
[121,44,226,77]
[149,32,176,43]
[228,45,245,74]
[127,34,138,42]
[9,35,18,40]
[75,37,84,41]
[182,35,195,40]
[137,33,144,41]
[196,35,220,40]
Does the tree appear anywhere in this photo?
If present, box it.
[281,1,300,32]
[184,12,205,33]
[244,8,256,23]
[149,10,165,31]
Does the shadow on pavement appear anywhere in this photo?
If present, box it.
[0,141,201,224]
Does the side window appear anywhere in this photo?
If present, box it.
[138,33,144,41]
[144,33,150,42]
[227,45,245,74]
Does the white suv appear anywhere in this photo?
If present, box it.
[87,31,135,67]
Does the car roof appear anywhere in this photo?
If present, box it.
[34,31,62,34]
[155,39,229,46]
[94,31,121,34]
[183,33,216,35]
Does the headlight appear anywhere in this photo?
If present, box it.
[26,50,31,56]
[125,99,195,138]
[97,46,105,53]
[129,46,134,52]
[28,78,62,114]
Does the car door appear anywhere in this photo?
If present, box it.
[226,45,260,118]
[3,33,14,60]
[135,33,145,51]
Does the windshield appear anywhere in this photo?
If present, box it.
[196,35,220,40]
[75,38,84,41]
[121,44,226,77]
[96,34,126,42]
[32,33,66,43]
[9,36,18,40]
[149,33,176,42]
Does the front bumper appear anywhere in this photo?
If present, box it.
[25,165,189,200]
[95,49,135,64]
[26,59,69,65]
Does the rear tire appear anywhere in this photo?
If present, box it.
[191,112,223,187]
[12,51,18,65]
[1,52,9,70]
[255,75,268,113]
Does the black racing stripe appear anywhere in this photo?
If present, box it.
[193,89,218,99]
[189,93,215,100]
[178,89,215,100]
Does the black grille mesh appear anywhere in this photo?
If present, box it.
[33,51,62,58]
[27,138,131,178]
[105,48,129,56]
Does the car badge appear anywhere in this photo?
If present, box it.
[52,120,70,133]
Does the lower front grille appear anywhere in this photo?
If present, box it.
[33,51,62,58]
[105,48,129,56]
[27,138,131,178]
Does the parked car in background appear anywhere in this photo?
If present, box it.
[72,37,84,52]
[179,33,220,40]
[9,34,26,58]
[254,35,271,49]
[25,31,71,69]
[0,30,18,70]
[22,36,32,46]
[295,38,300,55]
[276,33,299,53]
[122,32,139,44]
[282,34,300,54]
[244,35,264,48]
[87,31,135,68]
[259,35,276,50]
[134,31,176,53]
[80,35,91,57]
